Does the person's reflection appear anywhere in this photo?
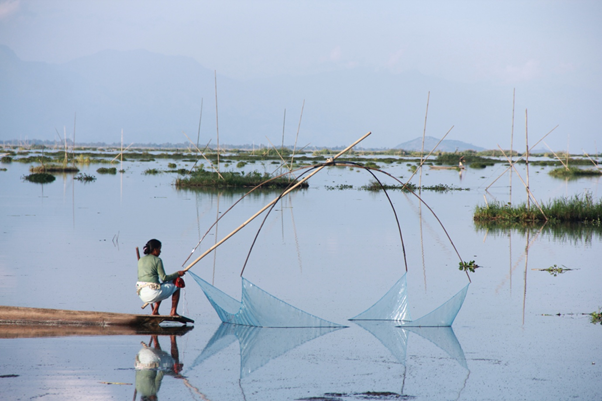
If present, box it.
[135,335,184,400]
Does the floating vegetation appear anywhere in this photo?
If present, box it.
[325,184,353,190]
[23,173,55,183]
[74,173,96,182]
[362,181,468,192]
[97,167,117,174]
[549,166,602,178]
[1,156,12,163]
[0,168,7,171]
[469,162,495,169]
[167,162,177,168]
[533,264,573,276]
[474,193,602,225]
[175,170,307,189]
[591,310,602,325]
[29,164,79,173]
[459,260,479,273]
[143,168,161,175]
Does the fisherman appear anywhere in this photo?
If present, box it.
[136,239,186,316]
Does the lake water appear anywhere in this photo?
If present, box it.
[0,152,601,400]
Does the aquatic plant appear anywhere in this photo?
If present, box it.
[167,162,177,168]
[29,164,79,173]
[474,193,602,225]
[591,310,602,325]
[143,168,161,175]
[1,156,12,163]
[96,167,117,174]
[23,173,56,183]
[361,181,468,192]
[74,173,96,182]
[538,264,572,276]
[549,166,601,178]
[175,170,307,189]
[459,260,479,273]
[74,154,91,165]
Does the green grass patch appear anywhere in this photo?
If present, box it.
[23,173,56,183]
[29,164,80,173]
[1,156,12,163]
[143,168,161,175]
[474,193,602,225]
[549,166,602,178]
[97,167,117,174]
[175,170,307,189]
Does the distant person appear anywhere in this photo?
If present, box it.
[136,239,185,316]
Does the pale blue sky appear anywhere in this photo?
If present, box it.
[1,0,601,150]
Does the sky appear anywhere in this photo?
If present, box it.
[0,0,601,151]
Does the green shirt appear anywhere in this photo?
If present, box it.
[137,254,179,284]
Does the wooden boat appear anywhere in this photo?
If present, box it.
[0,305,194,330]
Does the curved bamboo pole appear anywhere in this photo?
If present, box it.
[182,131,372,272]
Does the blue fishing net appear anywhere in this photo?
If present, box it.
[189,271,345,328]
[398,284,469,327]
[190,323,343,378]
[354,320,467,369]
[351,274,469,327]
[349,273,412,321]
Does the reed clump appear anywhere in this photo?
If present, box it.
[97,167,117,174]
[549,166,601,178]
[175,170,307,189]
[474,193,602,225]
[29,164,79,173]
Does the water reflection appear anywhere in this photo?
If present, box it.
[191,323,343,378]
[353,321,468,369]
[134,335,185,401]
[474,222,602,244]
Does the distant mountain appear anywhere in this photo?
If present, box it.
[1,45,598,150]
[395,136,484,152]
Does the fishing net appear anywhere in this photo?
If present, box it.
[350,274,469,327]
[349,273,412,321]
[354,321,467,369]
[189,271,345,328]
[190,323,342,378]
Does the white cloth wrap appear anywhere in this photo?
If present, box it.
[136,281,177,303]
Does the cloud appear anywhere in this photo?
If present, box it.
[330,45,342,62]
[0,0,19,19]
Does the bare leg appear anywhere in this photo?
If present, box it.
[170,288,181,316]
[152,301,161,315]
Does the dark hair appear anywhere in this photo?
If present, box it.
[143,239,162,255]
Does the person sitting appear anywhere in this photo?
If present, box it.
[136,239,185,316]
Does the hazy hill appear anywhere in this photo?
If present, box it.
[395,136,484,152]
[1,45,596,150]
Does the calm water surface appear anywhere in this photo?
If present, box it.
[0,155,601,400]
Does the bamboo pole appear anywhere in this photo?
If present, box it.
[543,141,569,170]
[497,146,547,220]
[525,109,530,210]
[182,131,372,272]
[214,71,220,175]
[485,125,558,191]
[510,89,515,204]
[290,100,305,170]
